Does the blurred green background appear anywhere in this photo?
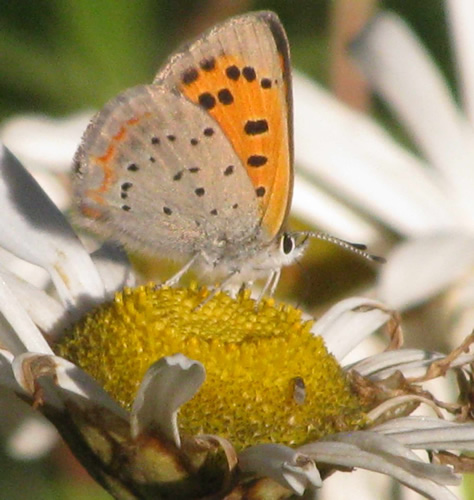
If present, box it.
[0,0,451,119]
[0,0,456,498]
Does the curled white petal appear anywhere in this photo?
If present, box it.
[131,353,205,447]
[299,432,459,500]
[375,416,474,452]
[348,349,441,379]
[12,353,126,417]
[0,145,105,308]
[312,297,390,361]
[239,443,321,496]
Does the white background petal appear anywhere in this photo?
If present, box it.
[0,112,92,173]
[293,73,458,237]
[352,12,474,228]
[446,0,474,124]
[293,174,381,244]
[378,233,474,308]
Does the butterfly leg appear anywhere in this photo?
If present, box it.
[268,269,281,296]
[160,253,200,288]
[256,269,281,303]
[194,269,240,310]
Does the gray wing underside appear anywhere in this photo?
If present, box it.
[74,85,260,259]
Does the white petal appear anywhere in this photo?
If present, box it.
[293,174,381,245]
[312,297,390,361]
[299,434,459,500]
[0,247,50,290]
[0,266,65,339]
[30,170,71,211]
[352,12,474,226]
[239,443,321,496]
[90,242,135,297]
[378,233,474,309]
[446,0,474,124]
[375,416,474,452]
[0,112,92,173]
[12,353,126,417]
[329,431,459,485]
[130,354,205,448]
[348,349,442,379]
[0,275,52,355]
[0,145,105,308]
[293,72,458,237]
[375,416,459,433]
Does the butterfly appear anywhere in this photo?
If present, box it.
[73,11,383,296]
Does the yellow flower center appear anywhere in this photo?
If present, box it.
[57,284,366,450]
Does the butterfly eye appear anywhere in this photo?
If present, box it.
[281,233,294,255]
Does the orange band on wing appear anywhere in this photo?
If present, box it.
[179,54,291,240]
[86,114,151,206]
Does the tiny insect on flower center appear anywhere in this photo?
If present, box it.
[57,284,367,450]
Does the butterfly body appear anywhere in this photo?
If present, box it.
[74,11,383,290]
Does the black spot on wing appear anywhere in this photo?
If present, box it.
[182,67,199,85]
[198,92,216,110]
[226,65,240,80]
[247,155,268,167]
[242,66,256,82]
[217,88,233,105]
[200,57,216,71]
[244,120,269,136]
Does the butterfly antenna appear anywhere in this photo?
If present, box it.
[302,231,386,264]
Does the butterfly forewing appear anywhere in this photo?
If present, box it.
[156,11,293,242]
[74,85,260,259]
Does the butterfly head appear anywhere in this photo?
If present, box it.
[255,229,385,275]
[233,232,308,277]
[273,231,310,267]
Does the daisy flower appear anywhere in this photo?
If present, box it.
[1,145,474,499]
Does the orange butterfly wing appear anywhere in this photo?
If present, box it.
[156,11,293,243]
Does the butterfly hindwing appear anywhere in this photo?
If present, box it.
[74,85,261,259]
